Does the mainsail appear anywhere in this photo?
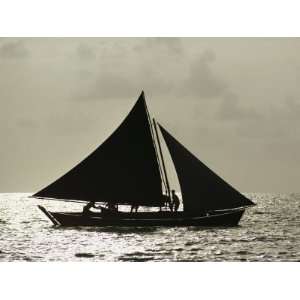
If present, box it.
[34,92,163,206]
[159,124,255,213]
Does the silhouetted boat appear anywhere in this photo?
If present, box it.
[33,91,255,227]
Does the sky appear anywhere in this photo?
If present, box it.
[1,37,300,193]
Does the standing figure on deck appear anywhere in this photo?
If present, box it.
[166,194,173,211]
[159,194,172,211]
[107,202,118,212]
[130,204,139,213]
[171,190,180,212]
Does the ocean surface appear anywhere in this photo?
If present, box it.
[0,193,299,262]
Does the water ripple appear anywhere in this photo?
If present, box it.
[0,193,299,261]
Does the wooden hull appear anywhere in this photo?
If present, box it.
[38,205,245,227]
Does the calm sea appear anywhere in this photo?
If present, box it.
[0,193,299,261]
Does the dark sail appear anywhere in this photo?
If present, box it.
[159,125,255,212]
[34,92,163,206]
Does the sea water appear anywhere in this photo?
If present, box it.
[0,193,299,261]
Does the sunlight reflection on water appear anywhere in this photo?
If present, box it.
[0,193,299,261]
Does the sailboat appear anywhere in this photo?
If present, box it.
[34,91,255,227]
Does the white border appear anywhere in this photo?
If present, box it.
[0,262,299,300]
[0,0,300,36]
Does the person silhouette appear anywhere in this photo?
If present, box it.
[171,190,180,212]
[130,204,139,213]
[82,200,96,215]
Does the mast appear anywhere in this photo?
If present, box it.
[143,94,168,194]
[153,118,171,199]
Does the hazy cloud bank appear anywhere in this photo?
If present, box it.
[1,38,300,192]
[0,40,29,59]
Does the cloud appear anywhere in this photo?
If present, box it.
[67,38,185,102]
[0,40,29,59]
[75,72,136,101]
[76,68,175,101]
[283,96,300,119]
[182,49,226,98]
[76,43,96,61]
[44,109,95,134]
[134,37,183,57]
[233,96,300,141]
[236,118,286,140]
[217,92,262,121]
[16,118,39,129]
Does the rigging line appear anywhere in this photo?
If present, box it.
[153,118,171,198]
[143,99,168,194]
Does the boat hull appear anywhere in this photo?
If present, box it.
[38,205,245,227]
